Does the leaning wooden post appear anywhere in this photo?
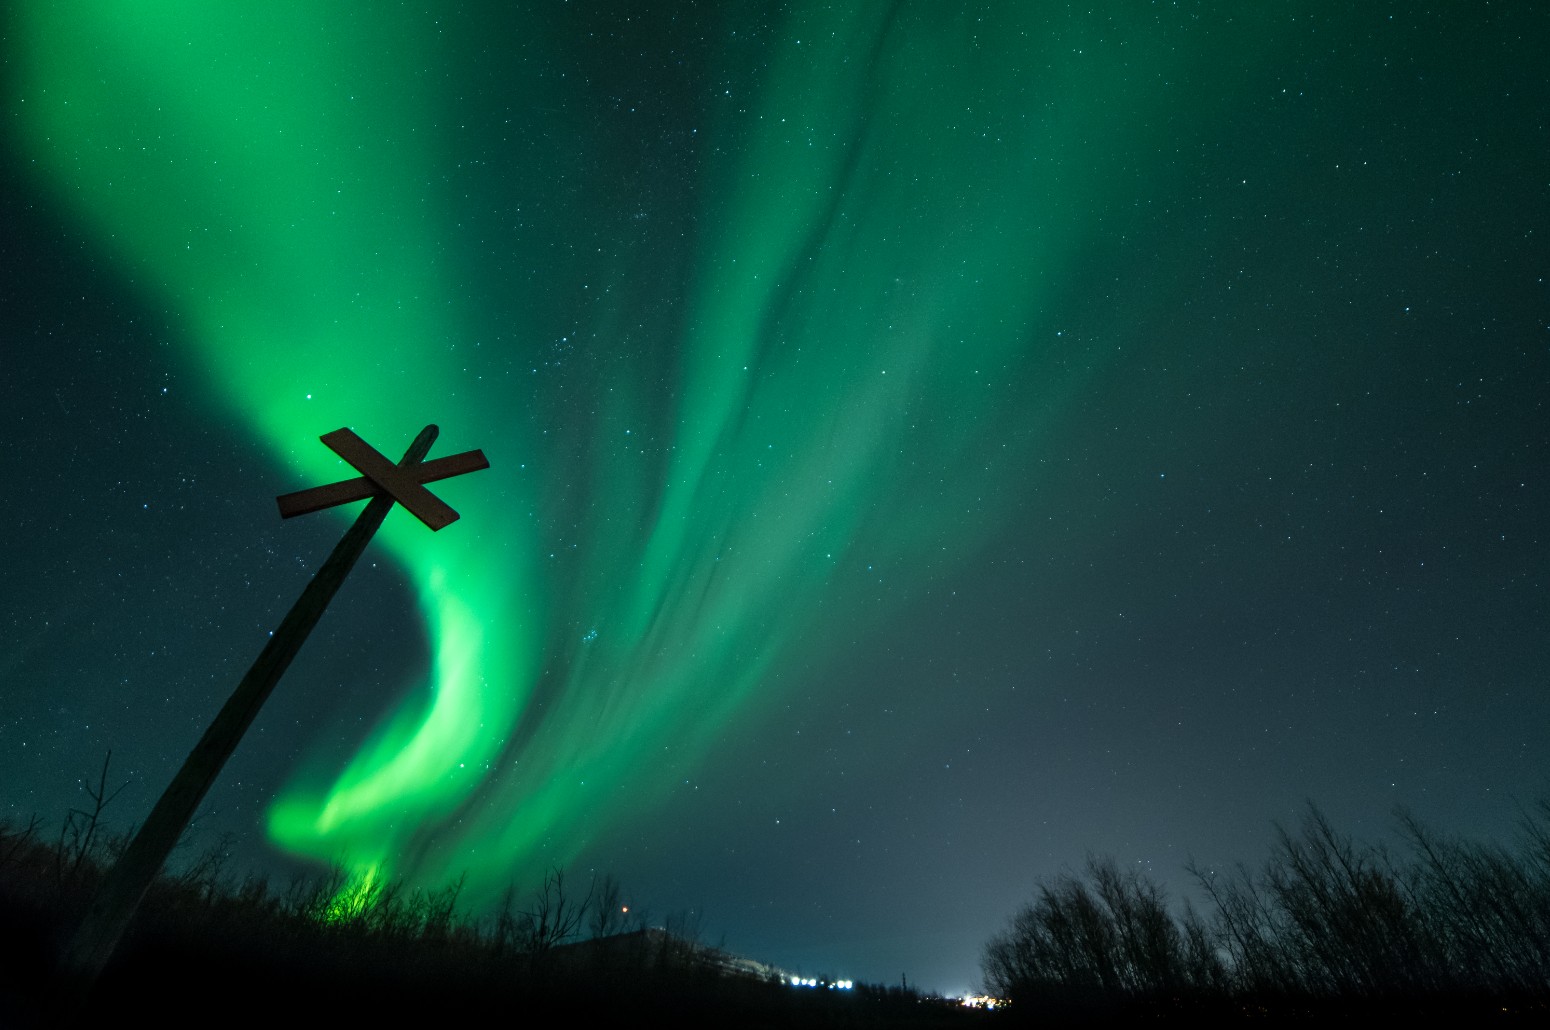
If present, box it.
[62,423,488,988]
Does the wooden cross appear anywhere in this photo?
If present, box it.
[62,424,488,991]
[276,427,488,528]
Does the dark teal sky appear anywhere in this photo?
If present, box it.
[3,2,1547,993]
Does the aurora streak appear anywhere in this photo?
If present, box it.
[14,3,1260,896]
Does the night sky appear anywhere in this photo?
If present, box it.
[3,2,1547,995]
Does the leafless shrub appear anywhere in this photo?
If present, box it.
[983,855,1202,1007]
[0,813,44,872]
[989,800,1550,1013]
[589,872,625,939]
[54,752,128,895]
[518,866,592,952]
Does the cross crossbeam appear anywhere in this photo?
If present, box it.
[276,426,490,529]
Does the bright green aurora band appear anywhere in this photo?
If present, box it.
[14,4,1273,899]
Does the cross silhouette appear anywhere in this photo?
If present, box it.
[62,423,489,993]
[277,426,489,529]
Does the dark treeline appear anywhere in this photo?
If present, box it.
[981,802,1550,1021]
[9,786,1549,1025]
[0,782,973,1028]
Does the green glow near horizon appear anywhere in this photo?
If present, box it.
[14,3,1263,898]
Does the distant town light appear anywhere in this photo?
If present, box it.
[788,976,851,990]
[961,994,1003,1010]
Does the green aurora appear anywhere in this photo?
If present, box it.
[14,3,1283,896]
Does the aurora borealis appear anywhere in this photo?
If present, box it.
[4,2,1547,992]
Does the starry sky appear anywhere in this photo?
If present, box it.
[2,1,1546,995]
